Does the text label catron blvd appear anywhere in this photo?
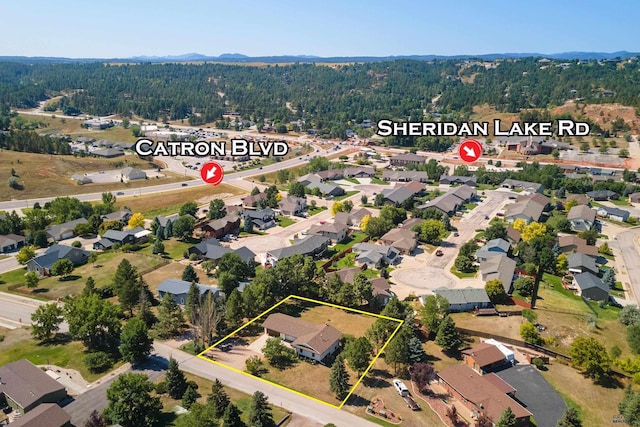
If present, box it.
[133,138,290,157]
[376,119,590,137]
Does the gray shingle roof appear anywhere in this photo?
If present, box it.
[268,235,329,260]
[157,279,218,296]
[574,272,608,293]
[432,287,491,306]
[0,359,66,410]
[45,218,88,238]
[567,252,599,273]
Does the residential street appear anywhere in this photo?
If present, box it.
[0,291,68,331]
[609,226,640,305]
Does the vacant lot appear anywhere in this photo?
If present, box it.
[0,150,188,201]
[15,113,139,142]
[10,252,167,300]
[115,183,245,217]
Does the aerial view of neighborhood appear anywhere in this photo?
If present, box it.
[1,2,640,427]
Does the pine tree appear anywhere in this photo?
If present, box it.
[155,294,184,338]
[164,220,173,239]
[435,315,463,353]
[112,259,142,314]
[408,336,427,364]
[557,407,582,427]
[222,403,244,427]
[329,356,349,400]
[496,407,517,427]
[137,288,156,328]
[603,268,616,289]
[155,225,164,240]
[82,276,96,297]
[152,239,164,254]
[186,281,201,323]
[249,391,275,427]
[182,384,198,409]
[208,379,230,418]
[182,264,199,283]
[166,357,188,399]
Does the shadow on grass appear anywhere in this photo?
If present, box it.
[345,393,370,407]
[59,275,81,282]
[40,333,72,346]
[31,288,50,294]
[158,411,177,426]
[596,374,624,389]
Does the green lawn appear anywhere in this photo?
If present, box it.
[463,202,478,211]
[545,211,568,230]
[333,190,359,201]
[610,198,631,206]
[327,232,368,256]
[449,266,477,279]
[308,206,327,216]
[371,177,390,185]
[332,252,357,269]
[139,237,197,259]
[276,215,296,228]
[344,177,360,184]
[239,230,267,236]
[477,184,498,191]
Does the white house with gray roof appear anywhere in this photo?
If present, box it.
[426,287,492,312]
[476,238,510,262]
[157,279,222,304]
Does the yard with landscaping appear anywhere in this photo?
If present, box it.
[139,237,197,259]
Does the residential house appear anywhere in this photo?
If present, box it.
[506,227,521,246]
[381,186,415,206]
[298,174,346,196]
[418,193,461,216]
[278,196,307,217]
[370,278,395,307]
[235,246,257,265]
[495,365,568,427]
[188,238,230,261]
[401,217,424,231]
[242,192,268,209]
[573,272,609,301]
[267,235,330,264]
[439,175,477,186]
[98,227,151,247]
[9,403,71,427]
[381,170,430,183]
[629,192,640,204]
[154,214,179,232]
[438,364,532,425]
[501,179,543,194]
[396,180,425,196]
[93,147,124,158]
[196,213,241,239]
[316,169,344,181]
[475,238,510,262]
[390,153,427,167]
[449,184,477,202]
[596,206,630,222]
[378,228,418,255]
[480,254,516,293]
[462,342,508,374]
[333,212,354,227]
[121,167,146,181]
[308,222,349,243]
[566,194,589,205]
[344,167,375,178]
[504,193,549,224]
[70,174,92,184]
[0,233,25,253]
[333,268,364,284]
[567,253,600,276]
[429,287,492,312]
[558,235,598,257]
[352,242,400,268]
[27,245,90,276]
[45,218,88,241]
[262,313,342,363]
[567,205,596,231]
[586,190,618,201]
[157,279,221,304]
[101,208,132,225]
[0,359,68,414]
[349,208,374,228]
[245,209,277,230]
[297,173,324,187]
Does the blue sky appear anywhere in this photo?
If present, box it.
[1,0,638,58]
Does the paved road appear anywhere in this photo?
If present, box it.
[610,227,640,305]
[152,341,378,427]
[0,291,68,331]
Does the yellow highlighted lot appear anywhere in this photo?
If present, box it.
[197,295,403,409]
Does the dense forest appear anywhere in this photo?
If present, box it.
[0,58,638,138]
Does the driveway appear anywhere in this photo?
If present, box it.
[609,225,640,305]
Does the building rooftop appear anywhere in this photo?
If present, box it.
[0,360,66,410]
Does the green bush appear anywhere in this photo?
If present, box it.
[71,241,82,248]
[531,358,544,370]
[155,381,168,394]
[189,253,198,261]
[84,351,113,373]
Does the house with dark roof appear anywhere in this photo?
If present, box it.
[596,206,630,222]
[506,227,521,246]
[157,279,221,304]
[476,238,510,262]
[462,342,508,374]
[501,179,543,194]
[262,313,343,363]
[316,169,344,181]
[9,403,71,427]
[381,170,430,183]
[0,359,67,414]
[381,186,415,206]
[352,242,400,268]
[267,235,330,264]
[496,365,567,427]
[437,364,532,425]
[379,228,418,255]
[567,253,600,276]
[558,235,598,257]
[390,153,427,167]
[439,175,477,186]
[480,255,516,293]
[586,190,618,201]
[242,192,268,209]
[567,205,596,231]
[416,185,476,216]
[308,222,349,243]
[573,272,609,301]
[245,209,276,230]
[429,287,492,312]
[0,233,25,253]
[196,213,241,238]
[235,246,257,265]
[278,196,307,216]
[98,227,150,247]
[93,147,124,158]
[101,209,132,225]
[45,218,88,242]
[27,245,90,276]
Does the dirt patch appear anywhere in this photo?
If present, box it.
[552,102,639,132]
[367,396,402,424]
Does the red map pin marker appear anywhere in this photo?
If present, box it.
[200,161,225,186]
[459,139,483,163]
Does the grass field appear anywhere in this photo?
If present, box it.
[155,372,290,425]
[0,150,191,201]
[0,327,122,383]
[114,183,245,217]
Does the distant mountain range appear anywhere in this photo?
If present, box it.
[1,51,638,64]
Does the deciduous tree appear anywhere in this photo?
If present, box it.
[570,337,611,382]
[31,303,64,342]
[103,373,162,427]
[119,317,153,364]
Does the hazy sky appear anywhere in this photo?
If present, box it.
[1,0,638,58]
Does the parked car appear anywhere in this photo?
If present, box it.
[435,249,444,256]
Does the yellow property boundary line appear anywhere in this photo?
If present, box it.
[197,294,404,409]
